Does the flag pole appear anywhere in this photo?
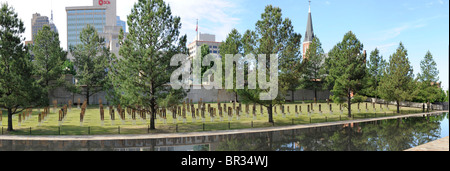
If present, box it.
[196,19,199,41]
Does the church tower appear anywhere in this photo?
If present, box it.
[303,0,315,59]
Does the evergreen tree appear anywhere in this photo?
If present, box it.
[0,3,43,131]
[300,36,325,101]
[279,32,302,102]
[200,44,212,76]
[362,48,385,99]
[236,5,302,123]
[326,31,366,117]
[69,25,110,105]
[219,28,243,102]
[111,0,186,130]
[32,25,67,105]
[379,42,416,113]
[416,51,441,106]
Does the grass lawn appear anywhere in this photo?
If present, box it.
[0,102,425,135]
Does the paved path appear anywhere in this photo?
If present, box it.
[405,136,449,151]
[1,111,447,141]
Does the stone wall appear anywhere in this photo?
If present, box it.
[366,98,448,110]
[286,89,332,102]
[48,75,109,105]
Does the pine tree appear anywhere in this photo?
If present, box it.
[219,28,243,102]
[300,36,325,101]
[236,5,302,123]
[111,0,186,130]
[379,42,416,113]
[69,24,110,105]
[32,25,68,105]
[362,48,386,99]
[326,31,366,117]
[416,51,441,106]
[0,3,43,131]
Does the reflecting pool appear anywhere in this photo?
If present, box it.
[1,113,448,151]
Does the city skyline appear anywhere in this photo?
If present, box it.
[0,0,448,90]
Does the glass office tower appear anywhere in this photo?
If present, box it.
[66,0,123,60]
[67,8,106,49]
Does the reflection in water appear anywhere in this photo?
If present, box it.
[1,113,448,151]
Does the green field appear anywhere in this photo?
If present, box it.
[0,102,425,135]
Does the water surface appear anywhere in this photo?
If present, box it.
[1,113,448,151]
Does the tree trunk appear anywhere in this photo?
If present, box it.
[268,104,274,123]
[86,87,90,106]
[291,90,295,102]
[7,108,13,131]
[150,97,156,130]
[235,92,238,103]
[347,89,352,118]
[314,88,317,103]
[396,100,400,114]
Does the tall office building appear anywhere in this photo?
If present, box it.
[66,0,122,59]
[116,16,126,32]
[188,33,222,59]
[31,13,58,42]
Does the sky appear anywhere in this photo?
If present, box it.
[1,0,449,90]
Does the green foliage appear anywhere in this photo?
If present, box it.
[415,51,441,103]
[326,31,366,117]
[378,42,416,113]
[361,48,386,98]
[0,3,44,131]
[69,24,110,105]
[446,90,449,102]
[300,36,325,100]
[219,28,243,101]
[351,94,368,104]
[200,44,212,76]
[235,5,302,123]
[279,31,302,102]
[61,60,76,76]
[436,89,448,102]
[32,25,68,105]
[110,0,186,129]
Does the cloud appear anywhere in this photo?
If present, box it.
[165,0,242,42]
[375,42,397,55]
[372,16,440,42]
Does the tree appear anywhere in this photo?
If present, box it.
[379,42,416,113]
[300,36,325,102]
[200,44,212,76]
[236,5,302,123]
[111,0,186,130]
[32,25,67,105]
[326,31,366,117]
[69,24,110,105]
[279,32,302,103]
[415,51,441,106]
[61,60,76,76]
[0,3,43,131]
[362,48,385,99]
[219,28,243,102]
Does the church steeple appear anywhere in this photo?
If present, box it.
[303,0,315,59]
[304,0,314,43]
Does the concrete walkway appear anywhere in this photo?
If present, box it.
[0,111,447,141]
[405,137,449,151]
[405,136,449,151]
